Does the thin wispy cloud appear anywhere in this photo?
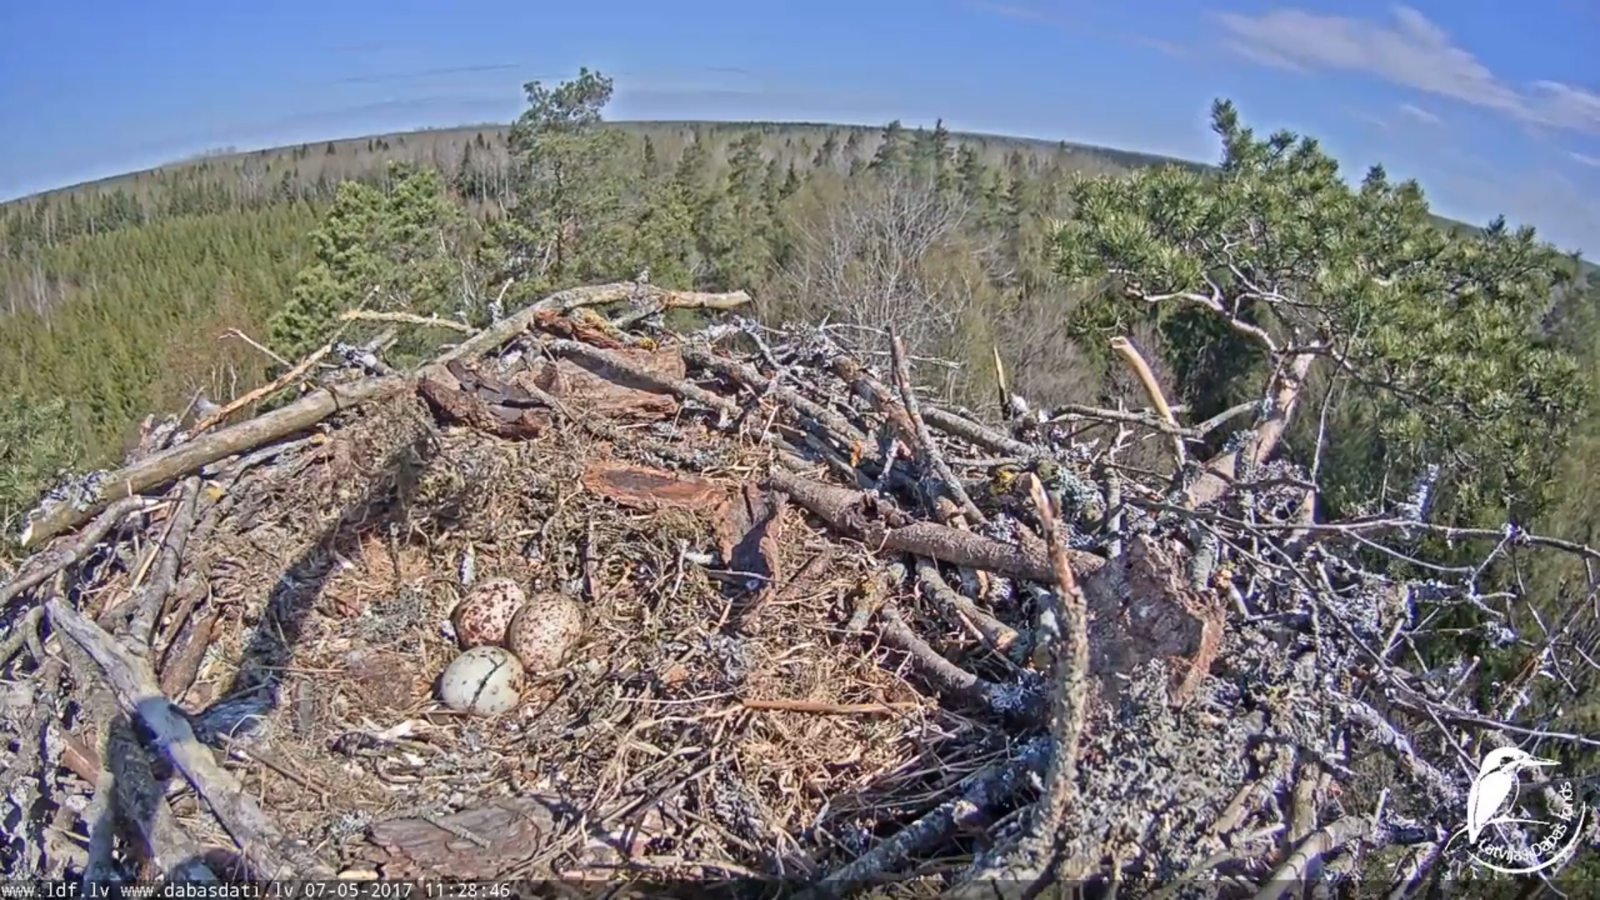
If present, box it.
[965,2,1055,22]
[333,63,524,86]
[1213,7,1600,135]
[1570,151,1600,168]
[1134,36,1188,59]
[1398,103,1443,126]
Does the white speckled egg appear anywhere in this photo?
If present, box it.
[437,646,524,715]
[450,577,526,649]
[504,593,585,674]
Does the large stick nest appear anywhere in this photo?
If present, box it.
[1,282,1595,895]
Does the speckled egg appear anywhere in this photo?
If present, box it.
[450,577,526,649]
[436,646,524,715]
[504,593,585,673]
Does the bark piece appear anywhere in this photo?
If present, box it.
[357,798,570,879]
[581,461,728,513]
[1088,533,1225,706]
[418,365,552,440]
[714,484,788,627]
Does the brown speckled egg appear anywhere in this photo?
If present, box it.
[504,593,584,673]
[450,577,526,649]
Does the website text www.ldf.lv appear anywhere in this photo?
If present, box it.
[2,884,268,899]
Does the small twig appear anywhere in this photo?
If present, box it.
[338,309,477,334]
[220,328,292,368]
[740,698,921,715]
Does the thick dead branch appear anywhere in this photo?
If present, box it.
[989,474,1094,886]
[765,470,1105,583]
[681,344,868,445]
[1252,815,1372,900]
[45,596,335,880]
[1188,352,1314,507]
[191,331,346,435]
[339,309,476,335]
[915,558,1021,653]
[878,603,1038,718]
[422,283,749,375]
[542,338,742,421]
[4,497,156,603]
[122,477,202,651]
[924,405,1034,457]
[815,738,1051,896]
[889,328,987,525]
[21,377,409,549]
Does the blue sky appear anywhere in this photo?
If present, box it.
[2,0,1597,254]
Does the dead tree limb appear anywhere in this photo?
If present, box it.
[3,497,157,603]
[682,345,869,445]
[339,309,476,334]
[45,596,335,880]
[191,329,349,435]
[878,603,1039,719]
[1252,815,1372,900]
[915,558,1021,654]
[122,477,201,652]
[422,283,750,375]
[923,405,1034,457]
[1013,474,1095,884]
[1188,353,1315,508]
[542,338,742,421]
[765,470,1105,583]
[888,328,987,525]
[814,737,1051,896]
[1109,335,1185,466]
[21,377,409,549]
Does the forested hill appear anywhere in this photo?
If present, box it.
[4,120,1203,212]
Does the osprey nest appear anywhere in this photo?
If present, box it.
[1,281,1595,896]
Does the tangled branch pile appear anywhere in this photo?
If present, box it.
[1,280,1596,895]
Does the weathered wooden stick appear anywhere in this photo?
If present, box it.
[878,603,1038,718]
[915,558,1021,653]
[682,344,869,445]
[339,309,476,334]
[45,596,335,880]
[1109,335,1186,466]
[422,282,750,376]
[21,377,409,548]
[888,328,987,526]
[1251,815,1371,900]
[1011,473,1094,884]
[764,470,1105,583]
[1188,352,1316,508]
[54,640,219,882]
[191,330,346,435]
[3,497,155,604]
[543,338,742,419]
[813,737,1051,897]
[123,477,201,652]
[923,405,1034,457]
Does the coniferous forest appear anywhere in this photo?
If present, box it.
[2,68,1598,757]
